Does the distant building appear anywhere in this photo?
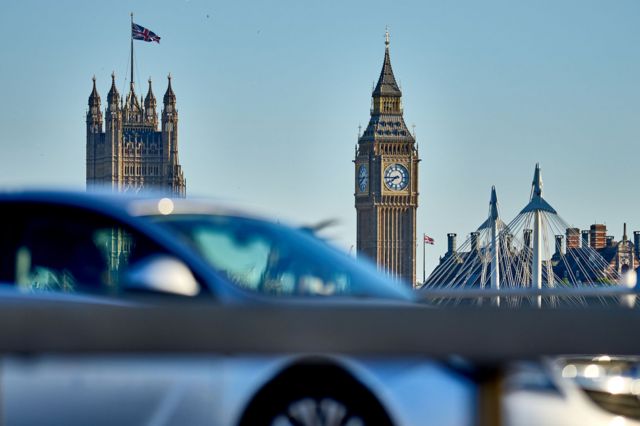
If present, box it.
[428,222,639,286]
[553,223,639,281]
[86,73,186,196]
[355,31,419,286]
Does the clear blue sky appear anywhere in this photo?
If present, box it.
[1,0,640,276]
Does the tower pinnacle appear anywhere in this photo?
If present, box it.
[164,73,176,104]
[145,77,155,102]
[107,72,120,106]
[88,75,100,106]
[372,29,401,98]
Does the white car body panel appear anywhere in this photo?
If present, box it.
[2,354,474,426]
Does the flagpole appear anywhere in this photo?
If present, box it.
[130,12,134,89]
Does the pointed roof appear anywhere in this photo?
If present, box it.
[163,73,176,104]
[358,30,415,145]
[124,81,140,111]
[372,29,402,98]
[107,72,120,103]
[145,77,156,106]
[88,75,100,105]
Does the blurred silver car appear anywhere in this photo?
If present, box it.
[0,190,474,426]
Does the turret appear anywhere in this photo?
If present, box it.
[105,72,123,191]
[161,73,185,196]
[144,77,158,128]
[106,72,120,113]
[86,76,103,189]
[86,76,103,131]
[162,73,178,148]
[163,73,177,108]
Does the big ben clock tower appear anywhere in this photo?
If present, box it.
[355,30,419,287]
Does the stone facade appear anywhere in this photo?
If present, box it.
[354,33,419,287]
[86,73,186,197]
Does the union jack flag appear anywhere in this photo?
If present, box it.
[132,23,161,43]
[424,234,435,245]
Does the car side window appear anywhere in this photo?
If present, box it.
[157,216,352,297]
[3,203,172,294]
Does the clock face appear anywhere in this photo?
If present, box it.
[357,165,368,192]
[384,163,409,191]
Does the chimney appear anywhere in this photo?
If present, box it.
[447,233,457,254]
[470,232,480,252]
[523,229,532,249]
[566,228,580,249]
[581,230,590,248]
[634,231,640,259]
[606,235,615,247]
[555,235,563,256]
[590,224,606,250]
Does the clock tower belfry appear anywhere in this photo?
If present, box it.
[355,30,419,287]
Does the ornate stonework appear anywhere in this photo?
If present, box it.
[86,73,186,197]
[355,32,419,286]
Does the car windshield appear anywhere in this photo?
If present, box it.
[149,214,413,300]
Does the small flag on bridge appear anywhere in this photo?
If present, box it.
[424,234,435,245]
[132,23,161,43]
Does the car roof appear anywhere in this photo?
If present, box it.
[0,189,273,223]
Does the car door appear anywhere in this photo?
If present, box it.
[0,201,228,425]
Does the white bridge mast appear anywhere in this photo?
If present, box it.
[520,164,556,308]
[489,187,500,306]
